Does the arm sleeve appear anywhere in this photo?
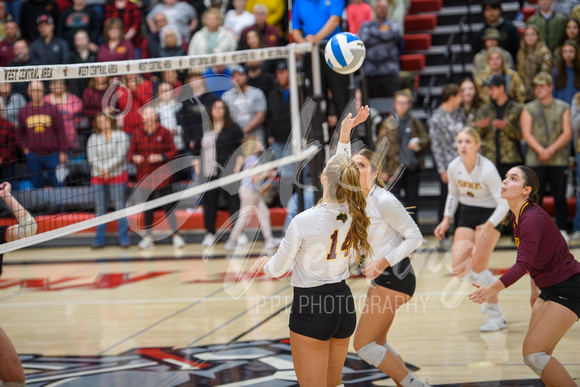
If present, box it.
[336,141,351,156]
[485,164,510,226]
[330,0,345,17]
[86,135,96,166]
[499,215,539,287]
[443,163,459,218]
[264,217,302,277]
[428,115,447,174]
[379,195,423,266]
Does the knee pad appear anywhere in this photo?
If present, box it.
[2,383,26,387]
[524,352,551,377]
[475,269,495,287]
[357,341,387,367]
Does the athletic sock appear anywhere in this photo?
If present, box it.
[400,371,426,387]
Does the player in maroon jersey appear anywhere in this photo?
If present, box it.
[469,166,580,386]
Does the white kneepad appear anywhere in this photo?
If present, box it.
[524,352,551,377]
[475,269,495,286]
[357,341,387,367]
[2,383,26,386]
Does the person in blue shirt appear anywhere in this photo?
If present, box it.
[552,40,580,105]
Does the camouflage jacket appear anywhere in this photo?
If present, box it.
[524,98,570,167]
[517,46,552,102]
[475,100,524,165]
[378,113,429,176]
[475,68,526,104]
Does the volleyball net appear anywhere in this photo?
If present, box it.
[0,43,329,254]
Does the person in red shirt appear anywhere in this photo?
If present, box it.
[127,106,185,250]
[16,81,68,188]
[470,165,580,386]
[346,0,372,35]
[0,99,16,182]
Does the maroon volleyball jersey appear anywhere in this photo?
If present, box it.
[499,201,580,288]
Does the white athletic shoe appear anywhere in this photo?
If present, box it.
[560,230,570,244]
[264,237,281,250]
[571,231,580,241]
[480,312,508,332]
[172,234,186,249]
[224,239,237,251]
[138,236,155,250]
[202,233,215,247]
[237,233,249,245]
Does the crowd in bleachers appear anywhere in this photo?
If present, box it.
[2,0,580,249]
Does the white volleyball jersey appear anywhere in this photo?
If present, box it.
[337,142,423,266]
[444,154,510,226]
[264,202,354,288]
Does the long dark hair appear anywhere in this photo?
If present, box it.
[355,148,386,188]
[555,40,580,89]
[207,99,235,130]
[502,165,539,225]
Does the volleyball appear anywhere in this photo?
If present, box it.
[324,32,366,75]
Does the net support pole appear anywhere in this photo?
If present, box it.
[288,43,302,160]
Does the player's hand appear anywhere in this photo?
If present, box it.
[362,258,389,279]
[0,182,12,196]
[434,219,450,241]
[250,255,270,275]
[469,283,498,304]
[341,105,370,134]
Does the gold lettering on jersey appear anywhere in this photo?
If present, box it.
[457,180,482,190]
[514,236,520,248]
[26,114,52,133]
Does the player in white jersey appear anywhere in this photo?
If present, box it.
[251,153,371,387]
[337,107,430,387]
[434,127,510,332]
[0,182,38,387]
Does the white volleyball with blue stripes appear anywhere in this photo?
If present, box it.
[324,32,366,75]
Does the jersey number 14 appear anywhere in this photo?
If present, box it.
[326,230,352,260]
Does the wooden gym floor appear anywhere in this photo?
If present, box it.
[1,236,579,386]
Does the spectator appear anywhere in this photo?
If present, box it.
[358,0,401,98]
[571,4,580,21]
[224,137,279,250]
[0,97,16,182]
[192,99,243,247]
[552,18,580,68]
[239,28,277,77]
[240,3,279,48]
[224,0,254,38]
[97,18,135,62]
[266,60,293,188]
[86,113,130,249]
[0,82,26,125]
[155,81,184,154]
[521,72,572,240]
[475,74,524,177]
[128,107,186,250]
[346,0,372,35]
[475,47,526,104]
[58,0,100,49]
[458,78,484,127]
[3,0,19,24]
[158,24,186,57]
[82,76,110,128]
[44,79,83,151]
[472,28,515,79]
[29,14,69,65]
[104,0,141,50]
[526,0,567,54]
[222,65,267,142]
[0,1,14,40]
[428,83,464,246]
[9,40,39,96]
[68,30,98,97]
[570,91,580,240]
[517,25,552,102]
[203,65,232,98]
[16,81,68,188]
[247,61,275,99]
[141,11,167,59]
[552,40,580,105]
[471,0,520,64]
[19,0,60,41]
[378,90,429,224]
[188,8,237,55]
[147,0,197,42]
[160,69,183,98]
[245,0,284,35]
[117,73,154,135]
[179,69,218,158]
[2,19,18,44]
